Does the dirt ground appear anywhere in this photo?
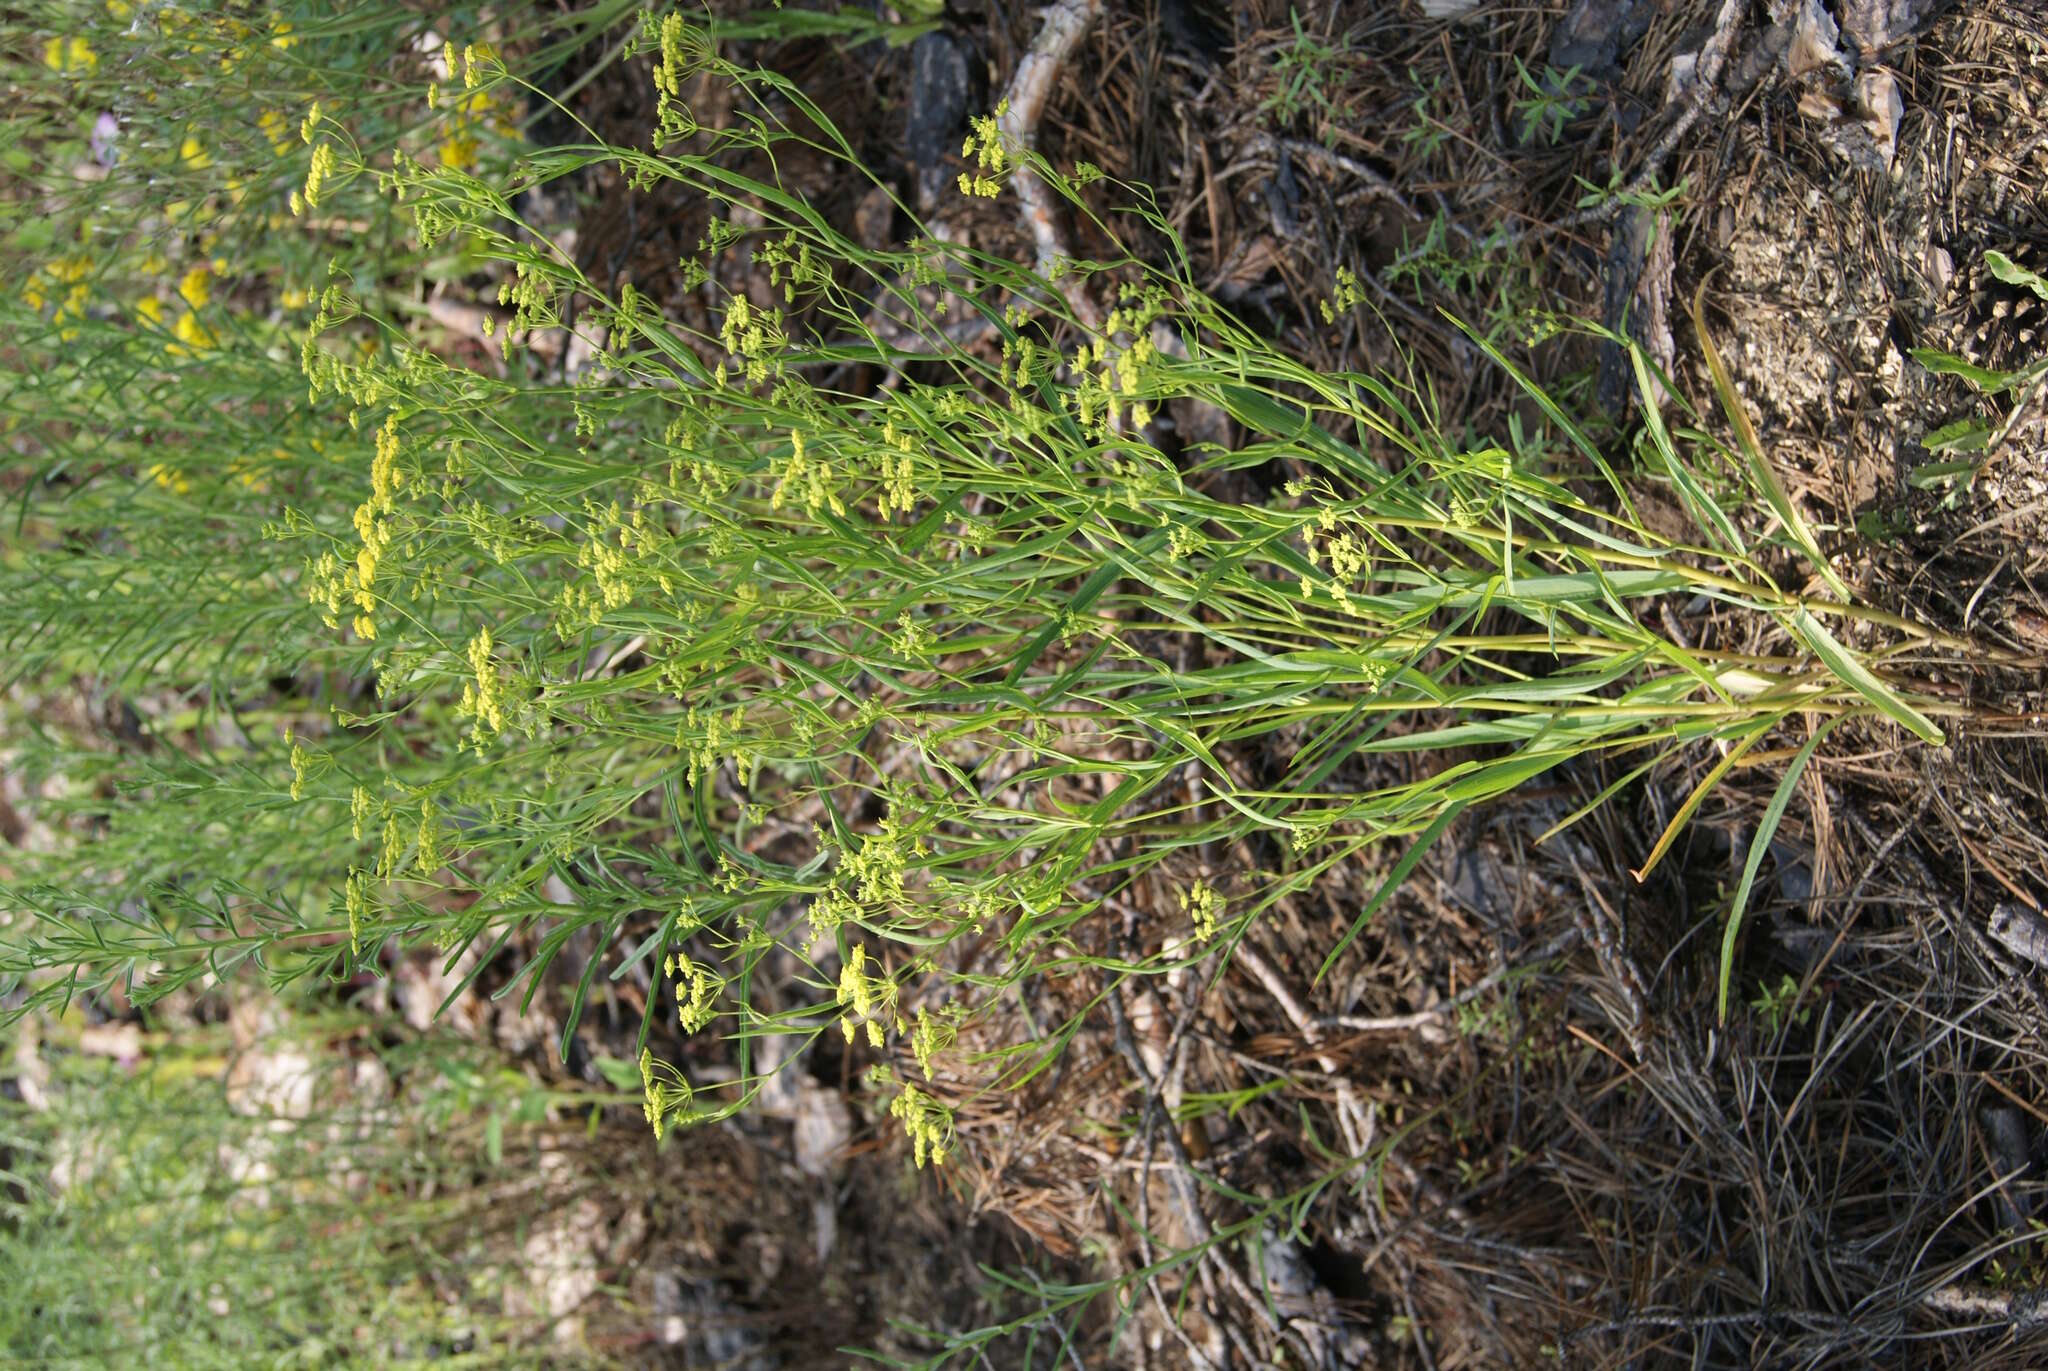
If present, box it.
[289,1,2048,1366]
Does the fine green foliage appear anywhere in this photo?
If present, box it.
[0,6,1965,1359]
[1509,57,1588,147]
[0,1014,606,1367]
[6,2,1953,1143]
[1261,9,1355,142]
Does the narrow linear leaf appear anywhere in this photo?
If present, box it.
[1692,281,1851,601]
[1787,608,1943,744]
[1317,801,1465,983]
[1633,717,1777,883]
[1632,344,1744,554]
[1720,715,1845,1021]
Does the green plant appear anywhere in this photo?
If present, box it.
[1398,67,1454,160]
[1572,168,1689,219]
[0,1012,604,1366]
[1510,56,1589,147]
[1383,214,1541,337]
[11,0,1964,1140]
[1749,973,1811,1034]
[1262,9,1353,143]
[1907,250,2048,479]
[0,7,1987,1358]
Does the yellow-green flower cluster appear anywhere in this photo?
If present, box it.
[568,498,665,620]
[1067,293,1172,434]
[909,1006,954,1082]
[376,810,408,877]
[1165,524,1207,561]
[414,798,443,876]
[757,232,830,305]
[805,882,861,942]
[767,428,846,517]
[837,943,899,1048]
[887,1079,953,1167]
[875,418,924,518]
[287,731,316,801]
[1179,877,1224,943]
[294,141,338,215]
[958,103,1010,198]
[638,1049,695,1141]
[893,611,933,658]
[306,538,378,639]
[493,258,560,351]
[716,294,789,388]
[307,414,406,640]
[344,869,372,958]
[649,14,709,147]
[458,627,507,744]
[997,335,1041,396]
[459,40,498,88]
[1318,265,1367,323]
[1301,507,1380,612]
[664,952,723,1034]
[674,705,752,789]
[424,44,512,168]
[842,815,919,906]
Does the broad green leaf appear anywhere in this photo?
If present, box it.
[1985,249,2048,301]
[1908,459,1981,488]
[1921,418,1992,455]
[1910,346,2024,393]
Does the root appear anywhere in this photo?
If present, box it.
[997,0,1104,327]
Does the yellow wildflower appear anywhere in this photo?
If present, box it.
[301,142,337,209]
[436,133,479,172]
[180,136,211,171]
[43,36,98,74]
[168,310,214,356]
[146,464,192,495]
[177,265,211,310]
[258,109,292,156]
[887,1080,953,1168]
